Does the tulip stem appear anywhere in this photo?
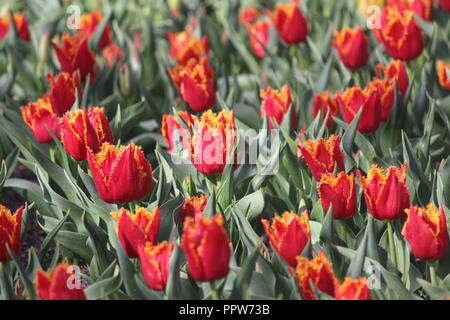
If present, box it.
[209,281,220,300]
[429,261,438,286]
[387,221,398,269]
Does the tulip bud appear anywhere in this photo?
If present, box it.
[138,241,173,291]
[119,64,131,96]
[87,142,153,203]
[357,163,410,220]
[47,72,81,116]
[102,43,123,67]
[11,12,30,42]
[265,3,308,44]
[0,205,23,262]
[261,210,310,267]
[334,277,371,300]
[36,263,86,300]
[180,214,231,282]
[181,194,208,225]
[111,207,160,258]
[437,60,450,90]
[312,91,339,129]
[402,203,448,261]
[39,32,50,64]
[260,85,296,130]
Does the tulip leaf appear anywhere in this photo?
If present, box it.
[0,262,16,300]
[6,245,37,300]
[342,107,363,157]
[166,242,183,300]
[228,245,260,299]
[235,189,265,221]
[346,223,368,279]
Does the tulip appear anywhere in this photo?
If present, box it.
[376,60,409,95]
[246,20,270,59]
[0,205,24,262]
[53,34,97,83]
[334,277,371,300]
[181,214,231,281]
[377,7,424,61]
[239,6,260,23]
[0,12,30,42]
[0,16,8,39]
[168,29,209,65]
[437,60,450,90]
[161,111,196,154]
[36,263,86,300]
[265,3,308,44]
[386,0,432,21]
[357,163,410,220]
[102,43,123,67]
[260,85,296,130]
[333,26,369,72]
[312,91,339,129]
[439,0,450,12]
[261,210,310,267]
[138,241,173,291]
[21,96,62,144]
[190,110,236,175]
[318,172,356,220]
[88,107,114,147]
[402,203,448,261]
[47,72,81,116]
[80,10,112,50]
[111,207,160,258]
[298,135,345,181]
[295,250,336,300]
[168,57,216,112]
[87,142,153,203]
[336,83,382,134]
[369,77,395,122]
[181,194,208,224]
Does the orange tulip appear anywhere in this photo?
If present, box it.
[138,241,173,291]
[439,0,450,11]
[312,91,339,129]
[0,205,24,262]
[36,263,86,300]
[266,3,308,44]
[101,43,123,67]
[333,26,369,72]
[47,72,81,116]
[334,277,371,300]
[437,60,450,90]
[260,85,296,130]
[181,194,208,224]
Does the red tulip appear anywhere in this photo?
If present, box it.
[138,241,173,291]
[437,60,450,90]
[47,72,81,116]
[336,84,382,134]
[334,277,371,300]
[312,91,339,129]
[190,110,236,175]
[266,3,308,44]
[239,6,260,23]
[0,16,8,39]
[318,172,356,220]
[21,96,62,144]
[181,214,231,281]
[369,77,395,122]
[112,207,160,258]
[246,20,270,59]
[295,250,336,300]
[402,203,449,261]
[168,29,209,65]
[161,111,196,154]
[87,142,153,203]
[357,163,410,220]
[88,107,114,147]
[260,85,296,130]
[333,26,369,72]
[439,0,450,12]
[102,43,123,67]
[36,263,86,300]
[298,135,345,181]
[0,205,23,262]
[181,194,208,224]
[262,210,310,267]
[376,60,409,95]
[386,0,432,21]
[80,10,112,49]
[0,13,30,42]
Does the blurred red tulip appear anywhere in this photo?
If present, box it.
[161,111,196,154]
[266,3,308,44]
[437,60,450,90]
[138,241,173,291]
[36,263,86,300]
[334,277,371,300]
[439,0,450,11]
[181,194,208,224]
[239,6,260,23]
[312,91,339,129]
[80,10,112,50]
[333,26,369,71]
[0,205,23,262]
[376,60,409,95]
[0,12,30,42]
[246,20,270,59]
[318,172,356,220]
[369,77,395,122]
[102,43,123,67]
[260,85,296,130]
[47,72,81,116]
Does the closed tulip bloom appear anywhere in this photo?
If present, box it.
[378,7,424,61]
[386,0,432,21]
[138,241,173,291]
[295,251,336,300]
[437,60,450,90]
[239,6,260,24]
[168,29,209,65]
[333,26,369,72]
[181,194,208,224]
[266,3,308,44]
[246,20,270,59]
[260,85,296,130]
[101,43,123,67]
[21,96,62,144]
[369,77,395,122]
[318,172,356,220]
[181,214,231,282]
[36,263,86,300]
[402,203,449,261]
[312,91,339,129]
[336,84,382,134]
[79,10,112,50]
[111,207,160,258]
[334,277,371,300]
[0,205,24,262]
[87,142,153,203]
[298,135,345,181]
[439,0,450,12]
[261,210,310,267]
[88,107,114,146]
[357,163,410,220]
[190,110,236,175]
[47,72,81,116]
[161,111,196,154]
[376,60,409,95]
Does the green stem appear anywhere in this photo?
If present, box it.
[49,146,56,163]
[387,221,398,269]
[210,281,220,300]
[429,261,437,286]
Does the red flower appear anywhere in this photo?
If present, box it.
[79,10,112,49]
[102,43,123,67]
[333,26,369,72]
[0,205,23,262]
[295,251,336,300]
[239,6,260,23]
[181,214,231,282]
[386,0,432,21]
[246,20,270,59]
[318,172,356,220]
[181,194,208,225]
[112,207,160,258]
[52,34,97,83]
[298,135,345,181]
[0,16,8,39]
[262,210,310,267]
[0,13,30,42]
[21,96,62,144]
[260,85,296,130]
[312,91,339,129]
[161,111,196,154]
[138,241,173,291]
[36,263,86,300]
[168,29,209,65]
[437,60,450,90]
[376,60,409,95]
[266,3,308,44]
[369,77,395,122]
[439,0,450,12]
[47,72,81,116]
[357,163,410,220]
[336,84,382,134]
[402,203,449,261]
[190,110,236,175]
[169,57,216,112]
[87,142,153,203]
[334,277,371,300]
